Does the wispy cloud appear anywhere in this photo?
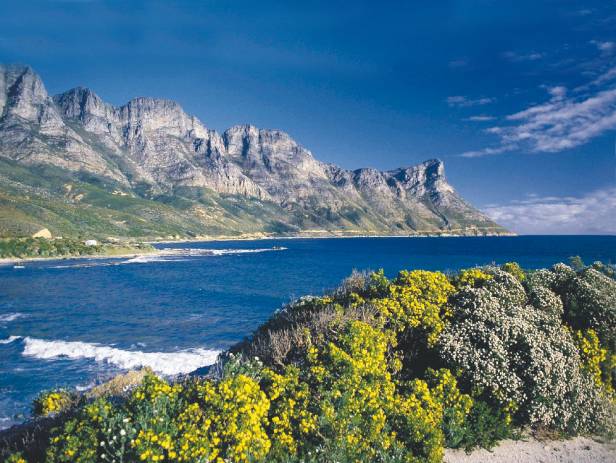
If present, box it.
[465,115,496,122]
[590,40,616,53]
[483,188,616,234]
[502,51,544,62]
[446,95,494,108]
[460,66,616,157]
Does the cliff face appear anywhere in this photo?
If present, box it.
[0,64,508,238]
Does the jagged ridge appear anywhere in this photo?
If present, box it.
[0,64,508,238]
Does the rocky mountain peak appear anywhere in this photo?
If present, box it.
[0,64,53,122]
[0,64,508,237]
[53,87,110,121]
[119,96,208,139]
[387,158,454,199]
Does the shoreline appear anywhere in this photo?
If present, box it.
[147,230,517,244]
[0,232,517,264]
[0,249,159,266]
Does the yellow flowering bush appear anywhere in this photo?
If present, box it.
[373,270,454,345]
[46,399,114,463]
[454,268,493,289]
[261,365,317,458]
[299,320,470,462]
[312,321,400,460]
[129,376,184,463]
[196,374,271,463]
[500,262,526,281]
[425,368,473,446]
[5,453,27,463]
[574,329,615,397]
[33,390,74,417]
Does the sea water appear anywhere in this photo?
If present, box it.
[1,236,615,429]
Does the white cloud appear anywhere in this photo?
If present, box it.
[482,187,616,234]
[459,66,616,157]
[446,95,495,108]
[460,145,514,158]
[590,40,615,52]
[503,51,544,62]
[465,115,496,122]
[589,65,616,86]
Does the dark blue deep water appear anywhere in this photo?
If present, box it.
[1,236,615,429]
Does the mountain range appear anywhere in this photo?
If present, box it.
[0,64,508,239]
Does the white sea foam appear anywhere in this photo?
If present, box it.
[21,337,220,375]
[0,335,21,344]
[75,381,97,392]
[0,312,25,323]
[205,247,287,256]
[121,255,187,264]
[50,247,286,268]
[120,247,285,264]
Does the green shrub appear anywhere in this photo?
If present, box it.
[5,453,28,463]
[455,400,514,451]
[33,390,76,417]
[438,268,612,434]
[500,262,526,281]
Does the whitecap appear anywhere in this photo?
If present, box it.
[75,381,96,392]
[0,313,25,323]
[0,335,21,344]
[120,246,285,264]
[121,255,188,264]
[21,337,220,376]
[206,247,287,256]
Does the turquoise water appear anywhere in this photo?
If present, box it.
[1,236,615,429]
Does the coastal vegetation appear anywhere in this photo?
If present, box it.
[0,237,155,260]
[2,261,615,462]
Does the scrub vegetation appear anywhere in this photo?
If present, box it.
[0,237,155,259]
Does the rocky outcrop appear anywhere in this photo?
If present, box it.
[0,64,508,236]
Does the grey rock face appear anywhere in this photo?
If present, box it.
[0,64,507,235]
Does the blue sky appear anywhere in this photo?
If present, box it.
[1,0,616,234]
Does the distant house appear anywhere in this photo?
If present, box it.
[84,239,98,246]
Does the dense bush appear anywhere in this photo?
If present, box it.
[33,390,76,418]
[4,262,616,463]
[439,267,612,434]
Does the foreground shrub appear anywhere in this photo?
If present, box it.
[454,399,514,451]
[574,329,615,397]
[5,453,27,463]
[500,262,526,281]
[439,268,613,434]
[33,390,75,417]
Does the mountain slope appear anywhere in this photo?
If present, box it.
[0,64,508,239]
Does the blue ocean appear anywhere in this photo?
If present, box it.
[1,236,615,429]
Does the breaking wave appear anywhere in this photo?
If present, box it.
[0,312,25,323]
[0,335,21,344]
[21,337,220,375]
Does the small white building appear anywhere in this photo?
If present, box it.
[84,239,98,246]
